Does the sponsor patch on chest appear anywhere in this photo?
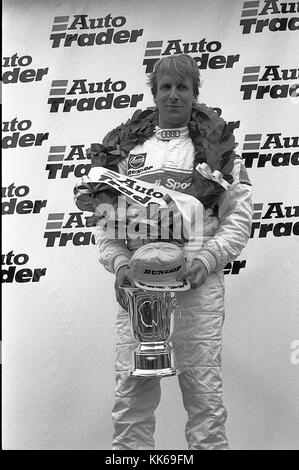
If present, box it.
[128,153,154,175]
[128,153,147,169]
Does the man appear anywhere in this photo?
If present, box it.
[93,54,253,449]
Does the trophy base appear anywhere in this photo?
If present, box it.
[130,350,176,378]
[130,368,176,378]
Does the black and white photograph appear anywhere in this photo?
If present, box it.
[2,0,299,454]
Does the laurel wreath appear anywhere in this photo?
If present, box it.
[74,103,238,226]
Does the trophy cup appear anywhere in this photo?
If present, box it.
[121,287,177,377]
[121,242,190,378]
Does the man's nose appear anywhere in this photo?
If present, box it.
[169,86,179,100]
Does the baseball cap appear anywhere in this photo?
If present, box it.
[128,242,190,291]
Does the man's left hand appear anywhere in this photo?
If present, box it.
[177,259,209,289]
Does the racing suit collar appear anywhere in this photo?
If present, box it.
[155,126,189,141]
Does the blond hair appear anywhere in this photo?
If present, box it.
[147,54,201,98]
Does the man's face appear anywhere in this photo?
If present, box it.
[154,73,195,129]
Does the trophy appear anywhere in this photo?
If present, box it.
[121,242,190,378]
[121,287,177,377]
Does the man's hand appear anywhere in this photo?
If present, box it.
[114,265,135,310]
[177,259,209,289]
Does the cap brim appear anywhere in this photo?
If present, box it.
[134,280,190,292]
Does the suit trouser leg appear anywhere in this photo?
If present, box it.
[173,272,229,450]
[112,306,161,450]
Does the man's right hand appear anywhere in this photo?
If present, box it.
[114,265,135,310]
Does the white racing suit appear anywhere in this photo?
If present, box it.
[94,126,253,450]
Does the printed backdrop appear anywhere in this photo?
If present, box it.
[2,0,299,450]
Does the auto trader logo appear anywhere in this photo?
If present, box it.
[45,144,91,179]
[2,53,49,84]
[49,13,143,48]
[2,251,46,284]
[242,132,299,168]
[251,201,299,238]
[2,184,47,216]
[2,117,49,149]
[143,38,240,72]
[240,65,299,100]
[240,0,299,34]
[47,78,143,112]
[44,212,95,247]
